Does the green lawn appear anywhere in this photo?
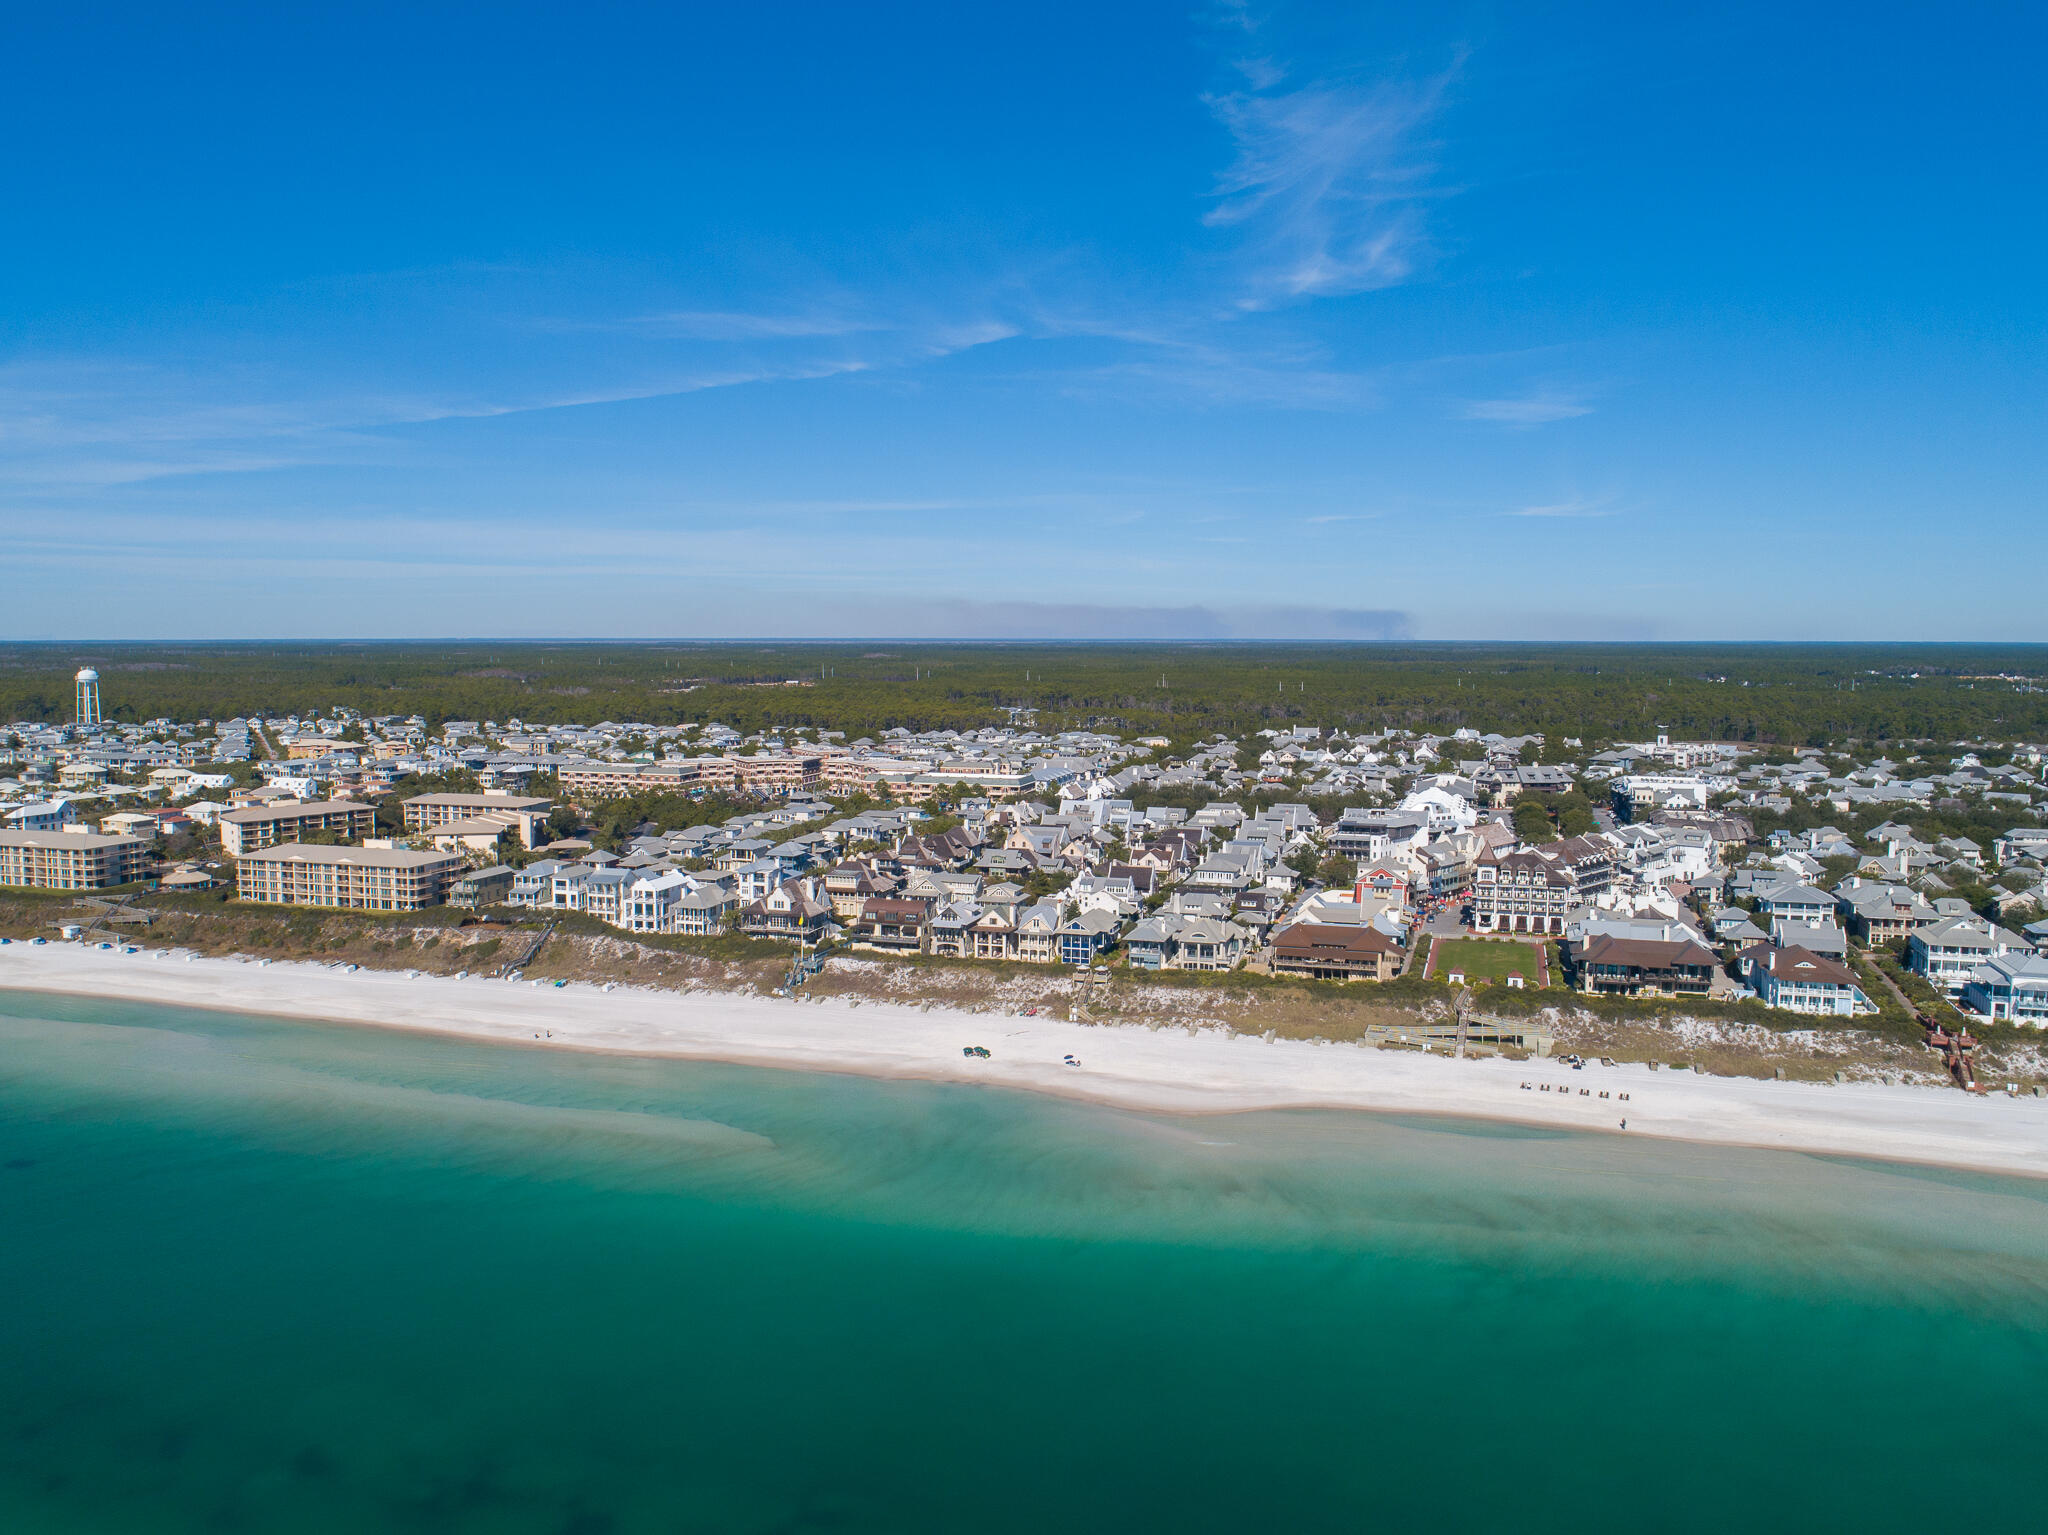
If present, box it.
[1433,938,1547,985]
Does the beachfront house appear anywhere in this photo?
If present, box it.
[1569,934,1718,998]
[1013,901,1065,964]
[1055,909,1121,965]
[621,870,694,933]
[852,897,929,955]
[1961,954,2048,1024]
[508,859,564,908]
[673,884,739,936]
[1907,915,2028,997]
[1123,912,1252,972]
[1270,922,1402,982]
[451,865,516,908]
[741,878,832,941]
[1739,943,1874,1016]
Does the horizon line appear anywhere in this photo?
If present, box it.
[6,637,2048,649]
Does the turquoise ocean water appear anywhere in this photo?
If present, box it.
[2,986,2046,1533]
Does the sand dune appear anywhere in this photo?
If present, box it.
[6,941,2047,1178]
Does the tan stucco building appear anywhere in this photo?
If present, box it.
[0,829,149,890]
[235,843,464,911]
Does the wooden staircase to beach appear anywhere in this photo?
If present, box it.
[500,919,557,977]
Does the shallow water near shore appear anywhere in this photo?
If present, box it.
[3,988,2047,1533]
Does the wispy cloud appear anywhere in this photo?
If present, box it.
[1304,511,1378,524]
[1202,48,1455,309]
[1050,352,1371,411]
[0,354,894,492]
[0,300,1035,494]
[1460,393,1593,426]
[1505,496,1622,519]
[607,310,885,340]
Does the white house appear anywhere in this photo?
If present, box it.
[1962,953,2048,1024]
[1741,944,1873,1016]
[1397,784,1480,835]
[623,870,695,934]
[1909,915,2028,997]
[3,799,78,832]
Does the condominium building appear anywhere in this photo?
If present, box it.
[555,755,822,799]
[556,760,703,797]
[235,843,464,911]
[1470,836,1616,935]
[401,792,551,848]
[0,828,149,889]
[731,754,822,795]
[218,800,376,857]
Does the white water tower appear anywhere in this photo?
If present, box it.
[75,667,102,727]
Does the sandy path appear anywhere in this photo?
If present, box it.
[5,941,2047,1177]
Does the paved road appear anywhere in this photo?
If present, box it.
[1418,910,1472,939]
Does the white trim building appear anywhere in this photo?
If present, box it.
[235,843,463,911]
[0,828,148,890]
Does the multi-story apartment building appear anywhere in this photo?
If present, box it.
[1470,835,1615,935]
[905,760,1036,796]
[555,760,702,797]
[0,829,149,889]
[218,800,376,857]
[821,755,923,795]
[235,843,463,911]
[556,754,822,799]
[401,792,551,849]
[731,754,823,795]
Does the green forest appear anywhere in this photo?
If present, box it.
[4,642,2046,748]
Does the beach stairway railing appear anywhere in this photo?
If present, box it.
[501,920,556,978]
[1361,1019,1535,1051]
[77,892,145,942]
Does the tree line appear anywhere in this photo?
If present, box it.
[4,641,2046,748]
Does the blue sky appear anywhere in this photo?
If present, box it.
[4,1,2043,641]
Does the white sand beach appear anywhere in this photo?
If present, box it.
[6,940,2048,1177]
